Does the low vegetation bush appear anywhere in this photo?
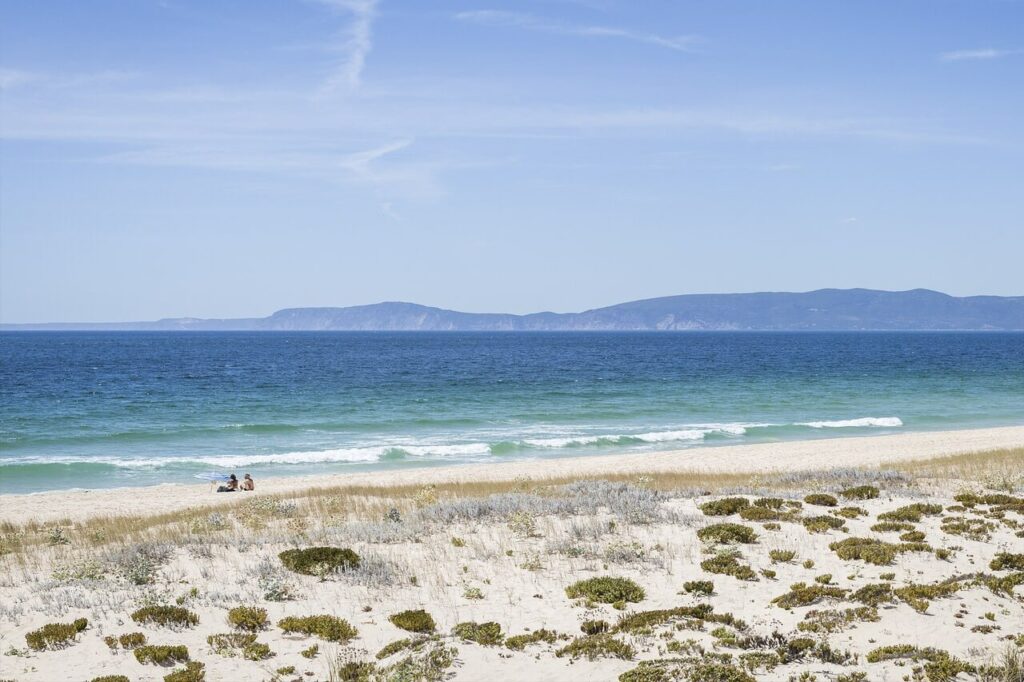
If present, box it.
[894,581,963,613]
[699,497,750,516]
[769,549,796,563]
[877,503,943,523]
[208,632,257,654]
[851,583,895,606]
[388,609,437,633]
[990,553,1024,571]
[565,576,645,604]
[683,580,714,595]
[802,515,846,533]
[581,619,610,635]
[804,494,838,507]
[163,661,205,682]
[505,629,559,651]
[835,506,868,519]
[25,618,88,650]
[840,485,880,500]
[555,634,635,661]
[131,605,199,628]
[701,553,757,581]
[105,631,147,650]
[829,537,930,566]
[134,644,190,665]
[899,530,926,542]
[452,621,503,645]
[242,642,274,660]
[227,605,268,632]
[278,547,360,575]
[772,582,848,608]
[90,677,130,682]
[615,604,715,632]
[278,615,358,642]
[697,523,758,544]
[739,506,780,521]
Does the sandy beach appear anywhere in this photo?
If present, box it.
[2,427,1022,682]
[3,425,1023,526]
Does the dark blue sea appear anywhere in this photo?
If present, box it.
[1,332,1022,493]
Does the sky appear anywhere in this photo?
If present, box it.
[1,1,1022,323]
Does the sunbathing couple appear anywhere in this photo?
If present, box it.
[217,473,254,492]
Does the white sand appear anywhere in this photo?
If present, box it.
[3,425,1023,525]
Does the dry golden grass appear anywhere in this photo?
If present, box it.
[881,446,1024,488]
[2,447,1019,560]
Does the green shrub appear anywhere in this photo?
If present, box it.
[814,573,833,584]
[829,537,930,566]
[615,604,714,632]
[865,644,974,680]
[278,615,358,642]
[581,619,610,635]
[700,497,750,516]
[388,609,436,633]
[802,515,845,533]
[850,583,895,606]
[804,493,838,507]
[119,632,147,649]
[242,642,274,660]
[164,661,205,682]
[871,521,914,533]
[300,643,319,658]
[683,580,714,595]
[452,621,503,645]
[336,661,377,681]
[834,506,868,519]
[899,530,926,542]
[991,553,1024,571]
[227,605,268,631]
[131,605,199,628]
[25,618,88,650]
[91,677,131,682]
[505,629,559,651]
[208,632,257,654]
[893,581,963,613]
[840,485,880,500]
[739,506,780,521]
[753,497,786,510]
[701,553,757,581]
[798,607,879,634]
[877,503,943,523]
[278,547,360,575]
[376,638,415,659]
[565,576,645,603]
[689,663,756,682]
[769,549,796,563]
[772,582,848,608]
[555,634,635,661]
[134,644,190,665]
[697,523,758,544]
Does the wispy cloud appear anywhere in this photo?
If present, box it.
[455,10,699,52]
[313,0,379,94]
[0,68,38,89]
[939,48,1019,62]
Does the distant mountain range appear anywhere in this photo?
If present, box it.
[4,289,1023,331]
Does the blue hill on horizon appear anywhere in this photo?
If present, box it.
[4,288,1023,331]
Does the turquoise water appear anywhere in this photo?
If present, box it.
[1,332,1022,493]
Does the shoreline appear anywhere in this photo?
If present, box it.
[2,424,1022,525]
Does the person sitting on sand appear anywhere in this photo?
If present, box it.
[216,474,238,492]
[241,473,254,491]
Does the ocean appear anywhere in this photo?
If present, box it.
[1,331,1022,494]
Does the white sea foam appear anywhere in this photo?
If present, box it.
[799,417,903,429]
[632,429,710,442]
[522,436,606,448]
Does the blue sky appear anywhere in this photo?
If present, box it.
[1,0,1022,322]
